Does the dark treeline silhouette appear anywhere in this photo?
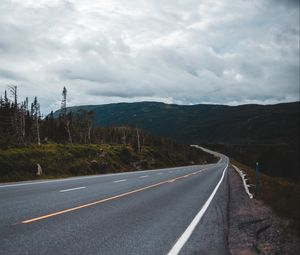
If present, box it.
[0,86,40,147]
[0,86,202,159]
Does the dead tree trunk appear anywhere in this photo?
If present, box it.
[136,128,141,153]
[36,117,41,146]
[66,120,72,145]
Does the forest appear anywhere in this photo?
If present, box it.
[0,86,215,181]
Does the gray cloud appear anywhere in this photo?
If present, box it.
[0,0,299,113]
[0,68,26,80]
[272,0,299,8]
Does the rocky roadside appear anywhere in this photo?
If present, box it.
[228,166,299,255]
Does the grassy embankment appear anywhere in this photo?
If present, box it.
[231,159,300,233]
[0,144,216,182]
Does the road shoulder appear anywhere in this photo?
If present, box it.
[228,166,299,255]
[179,165,230,255]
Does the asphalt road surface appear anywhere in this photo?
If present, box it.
[0,152,229,255]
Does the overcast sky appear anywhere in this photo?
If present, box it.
[0,0,299,113]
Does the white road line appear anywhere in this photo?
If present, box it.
[169,171,173,173]
[167,164,228,255]
[157,173,163,175]
[0,165,215,189]
[139,175,148,178]
[59,187,86,193]
[0,166,194,188]
[113,179,127,183]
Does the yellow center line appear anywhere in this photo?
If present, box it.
[21,169,207,224]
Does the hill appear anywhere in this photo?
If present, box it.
[56,101,299,145]
[55,101,299,179]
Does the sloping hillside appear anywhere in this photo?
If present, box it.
[54,101,299,180]
[56,101,299,145]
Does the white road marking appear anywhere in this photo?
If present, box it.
[59,187,86,193]
[113,179,127,183]
[0,166,198,188]
[167,164,228,255]
[139,175,148,178]
[169,171,173,173]
[0,163,215,189]
[22,167,212,224]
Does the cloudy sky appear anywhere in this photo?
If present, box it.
[0,0,299,113]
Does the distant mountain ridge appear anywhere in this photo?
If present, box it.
[55,101,299,146]
[53,101,299,179]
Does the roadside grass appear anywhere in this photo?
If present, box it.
[231,159,300,233]
[0,143,216,182]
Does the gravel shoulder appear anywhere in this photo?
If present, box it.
[228,165,300,255]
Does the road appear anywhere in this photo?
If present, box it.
[0,153,229,255]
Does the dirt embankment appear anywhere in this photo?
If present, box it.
[228,166,299,255]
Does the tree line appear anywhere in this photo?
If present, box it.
[0,86,198,157]
[0,86,41,147]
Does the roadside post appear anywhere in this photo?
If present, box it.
[255,161,259,196]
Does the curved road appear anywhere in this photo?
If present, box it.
[0,152,229,255]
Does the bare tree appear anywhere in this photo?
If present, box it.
[8,85,24,143]
[87,110,95,144]
[21,97,29,141]
[121,126,129,145]
[61,87,72,144]
[31,97,41,146]
[61,87,67,115]
[136,128,141,153]
[77,109,95,144]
